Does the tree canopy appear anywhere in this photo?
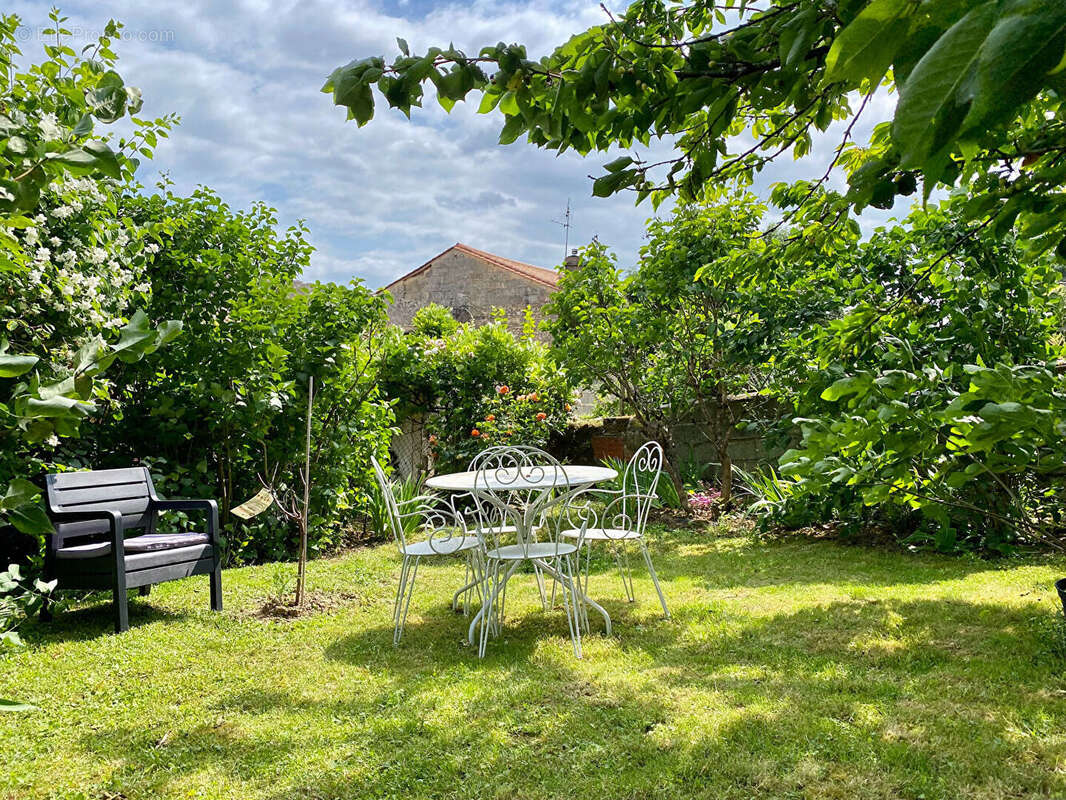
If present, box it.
[325,0,1066,260]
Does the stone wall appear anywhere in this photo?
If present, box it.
[385,248,555,339]
[565,397,789,480]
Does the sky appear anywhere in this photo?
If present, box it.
[12,1,906,289]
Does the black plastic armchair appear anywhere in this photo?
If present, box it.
[41,466,222,633]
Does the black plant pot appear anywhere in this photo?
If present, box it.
[1056,578,1066,619]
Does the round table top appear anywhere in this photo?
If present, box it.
[425,464,617,492]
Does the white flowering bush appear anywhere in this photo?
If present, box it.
[7,176,154,357]
[0,11,178,545]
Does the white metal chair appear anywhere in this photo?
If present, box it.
[469,447,587,658]
[371,457,484,645]
[465,446,552,610]
[560,441,670,618]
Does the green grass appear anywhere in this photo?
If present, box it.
[4,520,1066,800]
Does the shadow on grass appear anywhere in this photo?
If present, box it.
[72,594,1066,799]
[18,593,193,645]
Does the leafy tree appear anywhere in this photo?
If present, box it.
[96,188,395,565]
[325,1,1066,264]
[549,196,841,502]
[778,200,1066,551]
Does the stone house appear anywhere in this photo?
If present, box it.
[382,242,571,338]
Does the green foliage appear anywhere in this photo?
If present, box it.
[548,196,838,503]
[380,309,573,473]
[733,464,798,520]
[601,455,682,509]
[0,12,178,551]
[777,200,1066,552]
[0,562,53,648]
[327,1,1066,265]
[90,186,396,563]
[410,303,460,338]
[366,468,424,541]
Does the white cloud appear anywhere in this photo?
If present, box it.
[12,1,906,286]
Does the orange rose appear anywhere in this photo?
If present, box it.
[428,434,438,445]
[531,392,540,402]
[471,428,480,437]
[564,403,572,412]
[535,412,547,421]
[497,385,510,395]
[485,414,496,422]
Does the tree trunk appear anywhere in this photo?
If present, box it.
[718,432,732,505]
[295,376,313,607]
[657,426,690,511]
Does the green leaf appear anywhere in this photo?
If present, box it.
[824,0,911,86]
[72,113,93,137]
[111,310,153,358]
[820,374,869,401]
[7,502,52,535]
[0,699,36,712]
[498,115,525,145]
[893,2,997,170]
[603,156,634,173]
[90,69,128,123]
[1,479,39,510]
[962,2,1066,133]
[82,140,121,179]
[591,170,635,197]
[397,37,410,56]
[0,343,38,377]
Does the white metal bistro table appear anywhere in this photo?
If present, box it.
[425,464,618,645]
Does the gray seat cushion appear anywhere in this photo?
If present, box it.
[57,532,210,559]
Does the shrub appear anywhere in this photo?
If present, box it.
[380,309,574,473]
[91,190,396,562]
[0,12,178,555]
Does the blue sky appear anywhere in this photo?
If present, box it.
[14,1,905,288]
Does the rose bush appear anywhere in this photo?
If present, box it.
[380,305,574,473]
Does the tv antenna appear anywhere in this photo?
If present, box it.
[551,199,573,261]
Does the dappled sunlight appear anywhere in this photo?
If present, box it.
[5,524,1066,798]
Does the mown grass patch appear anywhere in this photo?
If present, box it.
[3,521,1066,799]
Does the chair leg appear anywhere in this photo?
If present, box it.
[398,557,420,644]
[616,541,635,603]
[479,560,506,658]
[533,562,549,611]
[453,557,470,614]
[559,555,582,659]
[113,578,129,634]
[210,564,223,612]
[393,556,409,644]
[394,556,421,645]
[641,540,669,619]
[581,545,591,631]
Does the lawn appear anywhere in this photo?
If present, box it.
[3,520,1066,800]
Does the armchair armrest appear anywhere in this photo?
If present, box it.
[46,508,125,565]
[150,498,219,544]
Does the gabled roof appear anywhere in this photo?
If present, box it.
[382,243,559,293]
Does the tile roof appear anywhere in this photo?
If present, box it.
[382,243,559,292]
